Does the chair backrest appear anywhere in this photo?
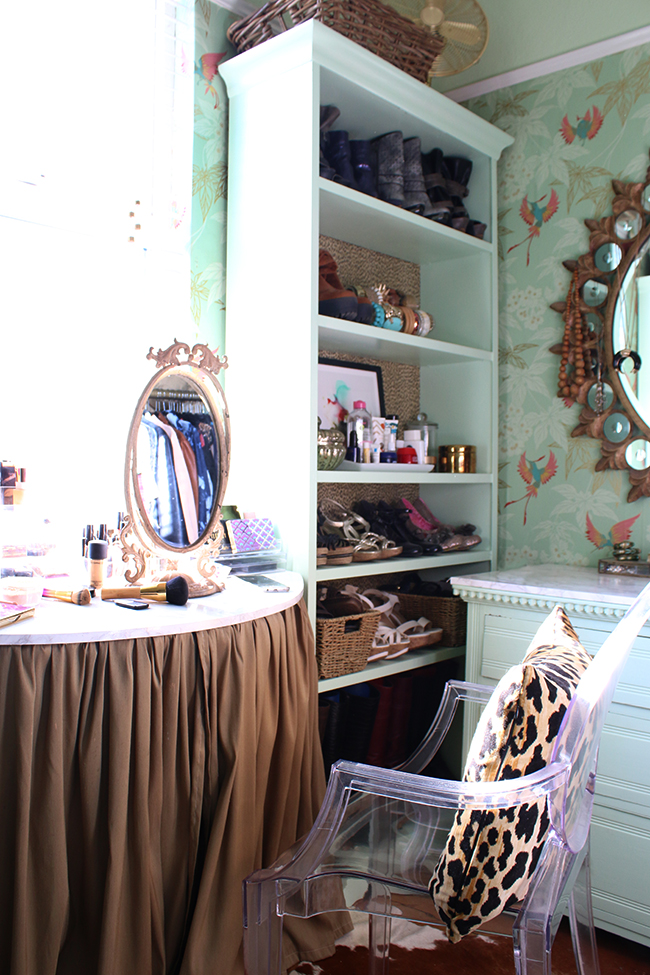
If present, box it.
[550,580,650,853]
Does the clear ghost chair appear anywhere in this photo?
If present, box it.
[243,581,650,975]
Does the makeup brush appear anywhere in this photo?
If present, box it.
[43,588,92,605]
[101,576,189,606]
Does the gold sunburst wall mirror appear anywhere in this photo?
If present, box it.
[551,151,650,502]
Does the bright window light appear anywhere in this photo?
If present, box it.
[0,0,195,543]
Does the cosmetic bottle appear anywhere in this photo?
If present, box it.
[88,540,108,590]
[346,402,372,461]
[403,430,425,464]
[345,430,360,462]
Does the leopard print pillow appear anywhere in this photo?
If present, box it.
[430,605,591,943]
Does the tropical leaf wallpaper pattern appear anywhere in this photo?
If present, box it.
[191,1,236,344]
[190,11,650,568]
[466,42,650,569]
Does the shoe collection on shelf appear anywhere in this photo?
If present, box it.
[319,248,434,334]
[221,21,512,687]
[321,103,487,238]
[318,655,459,775]
[317,497,481,566]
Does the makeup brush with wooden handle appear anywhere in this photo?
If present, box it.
[43,588,92,605]
[101,576,189,606]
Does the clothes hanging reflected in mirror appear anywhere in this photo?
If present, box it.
[136,378,220,548]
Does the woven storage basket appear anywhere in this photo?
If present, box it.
[396,593,467,647]
[316,610,381,679]
[227,0,445,85]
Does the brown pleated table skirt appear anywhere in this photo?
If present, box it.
[0,600,349,974]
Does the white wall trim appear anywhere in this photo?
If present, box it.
[445,25,650,102]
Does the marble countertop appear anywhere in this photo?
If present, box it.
[0,571,304,645]
[450,564,650,608]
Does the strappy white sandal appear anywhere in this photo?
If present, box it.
[361,588,442,651]
[342,586,410,659]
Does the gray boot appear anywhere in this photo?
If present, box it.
[371,131,405,207]
[403,137,435,216]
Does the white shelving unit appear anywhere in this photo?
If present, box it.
[221,23,512,686]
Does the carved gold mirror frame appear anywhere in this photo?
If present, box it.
[120,340,230,595]
[551,152,650,502]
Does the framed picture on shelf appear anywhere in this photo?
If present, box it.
[318,358,385,430]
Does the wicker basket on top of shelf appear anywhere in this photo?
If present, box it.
[316,610,381,679]
[226,0,445,85]
[397,593,467,647]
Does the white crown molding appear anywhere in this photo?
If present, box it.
[444,25,650,102]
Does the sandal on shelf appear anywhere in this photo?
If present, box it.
[362,587,442,651]
[319,499,402,561]
[350,532,402,562]
[341,586,409,659]
[316,532,354,565]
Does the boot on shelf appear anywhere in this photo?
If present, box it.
[319,104,341,181]
[371,131,405,207]
[420,147,453,224]
[403,137,434,216]
[350,140,378,197]
[322,129,357,190]
[318,249,358,320]
[444,155,473,232]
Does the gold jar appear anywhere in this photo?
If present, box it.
[438,444,476,473]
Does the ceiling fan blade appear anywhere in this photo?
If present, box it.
[439,19,483,45]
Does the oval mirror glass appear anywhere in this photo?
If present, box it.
[121,342,230,592]
[612,235,650,430]
[136,374,220,548]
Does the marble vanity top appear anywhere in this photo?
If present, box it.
[450,564,650,616]
[0,571,303,645]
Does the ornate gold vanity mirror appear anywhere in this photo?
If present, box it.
[119,340,230,595]
[552,152,650,501]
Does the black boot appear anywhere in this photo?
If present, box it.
[322,130,357,190]
[350,140,378,197]
[421,148,453,224]
[319,105,340,181]
[444,155,472,231]
[403,137,434,216]
[371,131,405,207]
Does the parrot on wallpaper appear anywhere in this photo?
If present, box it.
[507,189,559,266]
[196,52,227,107]
[585,512,640,549]
[560,105,603,144]
[504,451,558,525]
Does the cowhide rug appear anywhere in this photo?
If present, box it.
[291,914,650,975]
